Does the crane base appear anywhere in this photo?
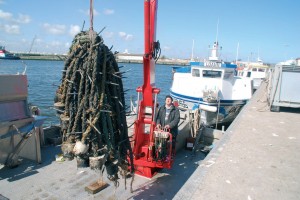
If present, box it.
[135,165,161,178]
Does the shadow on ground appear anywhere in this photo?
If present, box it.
[128,149,206,200]
[0,145,62,182]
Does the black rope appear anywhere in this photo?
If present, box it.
[152,40,161,63]
[55,30,134,188]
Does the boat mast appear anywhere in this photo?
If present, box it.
[191,39,195,61]
[215,18,219,44]
[257,47,262,63]
[209,19,220,62]
[236,42,239,64]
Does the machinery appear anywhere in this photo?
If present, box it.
[131,0,174,178]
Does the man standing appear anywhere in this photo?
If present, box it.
[155,95,180,149]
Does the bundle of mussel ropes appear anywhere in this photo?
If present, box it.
[54,30,134,189]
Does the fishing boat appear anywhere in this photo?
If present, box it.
[0,46,21,60]
[236,59,270,90]
[170,41,253,127]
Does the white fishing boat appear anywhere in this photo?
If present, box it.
[236,59,270,90]
[170,41,253,127]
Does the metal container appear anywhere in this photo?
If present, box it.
[269,64,300,111]
[0,74,45,166]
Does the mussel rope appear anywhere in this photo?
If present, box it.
[55,31,134,190]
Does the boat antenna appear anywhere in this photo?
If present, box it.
[235,42,239,64]
[191,39,195,61]
[215,18,219,43]
[257,47,262,62]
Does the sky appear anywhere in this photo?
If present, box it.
[0,0,299,64]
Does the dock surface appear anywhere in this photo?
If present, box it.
[1,81,299,199]
[174,81,300,200]
[0,137,206,199]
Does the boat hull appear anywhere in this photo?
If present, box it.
[0,46,21,60]
[170,90,247,127]
[0,56,21,60]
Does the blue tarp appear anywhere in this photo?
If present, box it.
[190,61,204,66]
[172,66,191,73]
[221,63,237,68]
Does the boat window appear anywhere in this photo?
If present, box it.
[192,69,200,77]
[258,68,265,72]
[247,71,251,77]
[252,68,257,71]
[224,71,234,79]
[202,70,222,78]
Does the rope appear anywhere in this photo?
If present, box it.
[215,98,221,129]
[193,109,201,138]
[152,40,161,62]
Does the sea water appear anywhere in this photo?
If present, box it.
[0,59,175,126]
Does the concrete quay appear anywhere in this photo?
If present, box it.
[174,81,300,200]
[17,52,190,66]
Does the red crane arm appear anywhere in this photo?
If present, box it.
[142,0,158,105]
[131,0,173,178]
[133,0,159,157]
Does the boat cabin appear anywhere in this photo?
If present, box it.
[191,66,235,79]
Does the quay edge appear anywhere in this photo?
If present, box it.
[16,53,190,66]
[174,80,300,200]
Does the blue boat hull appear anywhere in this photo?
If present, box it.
[0,56,21,60]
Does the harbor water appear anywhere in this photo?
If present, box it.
[0,59,174,126]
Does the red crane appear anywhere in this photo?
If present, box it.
[131,0,174,178]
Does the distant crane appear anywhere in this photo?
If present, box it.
[28,35,37,53]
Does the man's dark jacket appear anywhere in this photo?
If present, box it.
[155,104,180,136]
